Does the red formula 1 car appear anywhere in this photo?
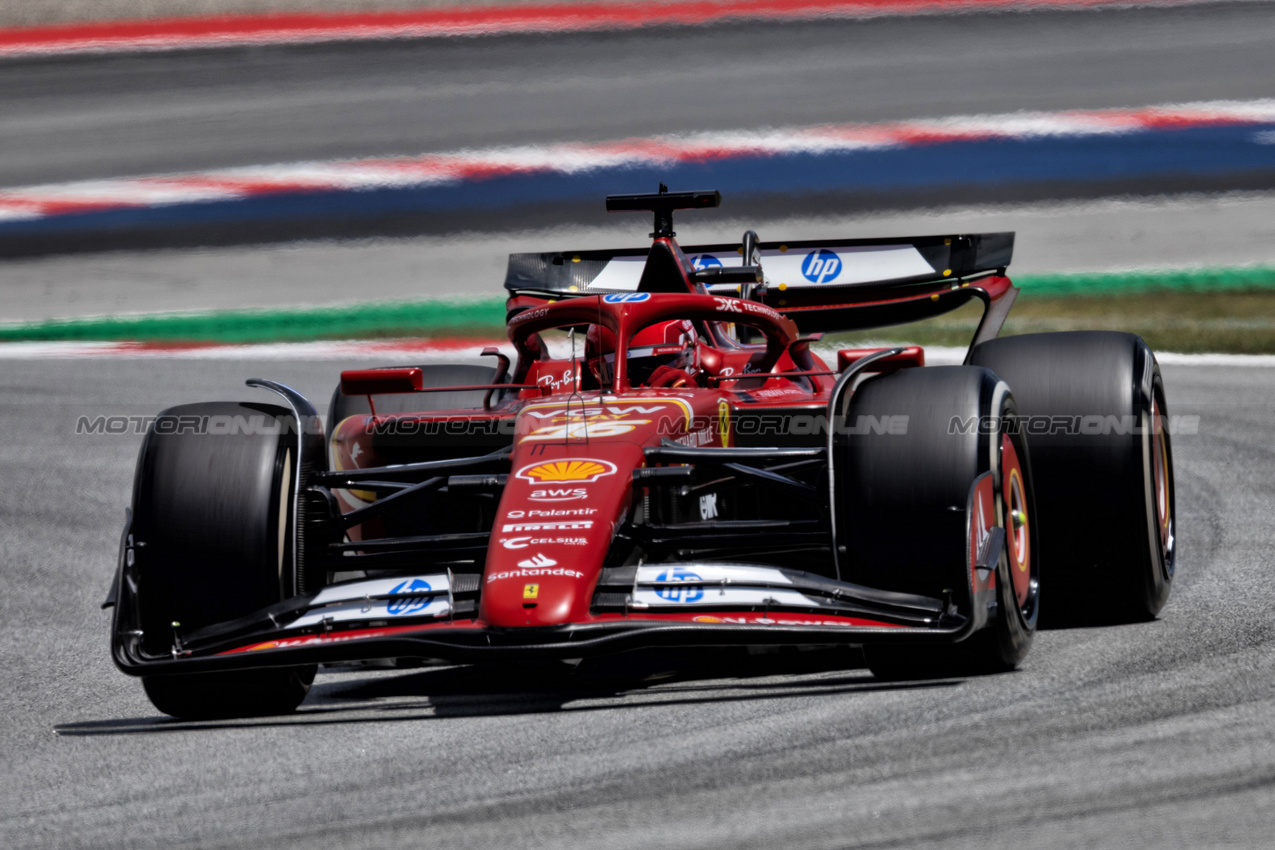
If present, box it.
[107,189,1176,719]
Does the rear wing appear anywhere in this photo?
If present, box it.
[503,233,1014,298]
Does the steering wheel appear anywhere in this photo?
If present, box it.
[646,365,701,389]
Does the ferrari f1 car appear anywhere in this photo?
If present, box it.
[107,189,1176,719]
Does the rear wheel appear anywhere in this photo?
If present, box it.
[132,401,315,719]
[835,366,1040,679]
[970,332,1174,624]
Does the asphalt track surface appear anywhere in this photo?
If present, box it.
[0,356,1268,849]
[3,3,1275,188]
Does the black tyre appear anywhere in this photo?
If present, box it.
[131,401,316,719]
[970,332,1174,625]
[836,366,1040,678]
[326,363,501,443]
[143,667,316,722]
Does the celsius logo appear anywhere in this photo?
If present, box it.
[802,249,842,284]
[690,254,722,270]
[603,292,651,303]
[654,567,704,603]
[518,553,558,568]
[387,578,432,616]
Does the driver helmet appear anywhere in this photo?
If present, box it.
[586,319,698,387]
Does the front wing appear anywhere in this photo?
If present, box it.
[110,472,1002,676]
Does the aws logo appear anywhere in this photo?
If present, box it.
[529,488,589,502]
[516,459,617,484]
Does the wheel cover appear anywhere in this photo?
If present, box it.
[1151,396,1175,577]
[1000,433,1035,615]
[277,449,293,596]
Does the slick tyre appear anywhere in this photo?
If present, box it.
[326,363,502,443]
[143,667,316,722]
[131,401,315,719]
[970,332,1174,625]
[836,366,1040,679]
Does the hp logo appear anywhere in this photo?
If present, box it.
[387,578,432,616]
[802,249,842,284]
[690,255,722,271]
[654,567,704,603]
[602,292,651,303]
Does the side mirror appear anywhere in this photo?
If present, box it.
[339,368,423,396]
[837,347,925,372]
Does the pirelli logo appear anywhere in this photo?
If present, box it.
[501,520,595,532]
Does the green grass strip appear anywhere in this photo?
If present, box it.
[3,264,1275,344]
[0,297,508,344]
[1016,265,1275,297]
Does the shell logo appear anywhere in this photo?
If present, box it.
[515,458,618,484]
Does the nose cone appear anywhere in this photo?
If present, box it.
[480,441,645,629]
[482,562,590,627]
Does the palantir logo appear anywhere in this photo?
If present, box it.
[690,254,722,271]
[387,578,433,616]
[654,567,704,603]
[802,249,842,284]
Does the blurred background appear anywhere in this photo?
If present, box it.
[1,0,1273,354]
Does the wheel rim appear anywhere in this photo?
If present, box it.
[276,448,293,596]
[1151,395,1175,578]
[1000,432,1037,621]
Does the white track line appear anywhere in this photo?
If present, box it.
[3,99,1273,224]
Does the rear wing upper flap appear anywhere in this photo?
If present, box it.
[503,233,1014,297]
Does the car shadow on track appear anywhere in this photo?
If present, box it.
[54,647,963,736]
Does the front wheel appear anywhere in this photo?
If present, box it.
[835,366,1040,679]
[131,401,316,719]
[143,667,316,721]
